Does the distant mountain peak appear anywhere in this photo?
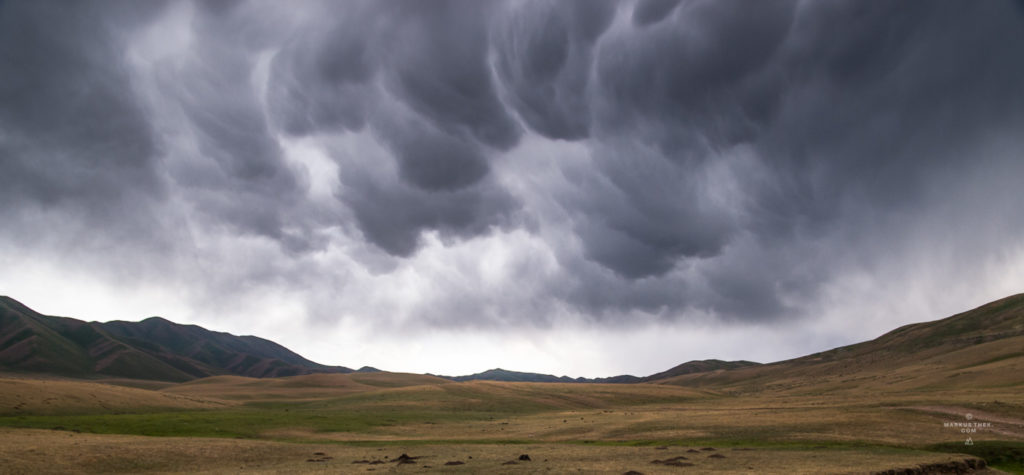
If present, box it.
[441,360,762,384]
[138,316,174,325]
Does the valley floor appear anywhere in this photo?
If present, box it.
[0,373,1021,474]
[0,428,1000,474]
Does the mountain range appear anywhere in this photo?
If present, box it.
[2,293,1023,388]
[0,296,355,381]
[0,295,763,384]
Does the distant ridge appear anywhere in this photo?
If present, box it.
[5,293,1021,388]
[0,296,353,382]
[440,368,594,383]
[438,360,760,384]
[639,359,761,382]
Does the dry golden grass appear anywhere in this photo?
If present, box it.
[0,428,991,475]
[0,370,1020,473]
[0,377,228,416]
[659,334,1024,396]
[348,372,452,388]
[160,372,449,401]
[260,388,1022,447]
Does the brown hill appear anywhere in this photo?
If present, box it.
[657,293,1024,394]
[640,359,761,382]
[0,296,352,382]
[0,376,229,416]
[162,372,451,401]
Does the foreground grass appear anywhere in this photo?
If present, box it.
[929,441,1024,474]
[0,428,997,475]
[0,406,492,439]
[0,382,707,439]
[1,375,1021,472]
[3,402,1020,472]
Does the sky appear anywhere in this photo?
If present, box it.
[2,0,1024,378]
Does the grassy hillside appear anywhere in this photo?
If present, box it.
[161,372,451,401]
[0,376,228,416]
[657,293,1024,395]
[641,359,761,382]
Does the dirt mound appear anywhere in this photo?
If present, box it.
[871,457,987,474]
[305,452,332,462]
[394,453,421,465]
[351,459,387,465]
[651,455,693,467]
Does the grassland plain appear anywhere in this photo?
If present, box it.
[0,372,1020,474]
[1,295,1022,473]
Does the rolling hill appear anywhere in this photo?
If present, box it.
[0,296,353,382]
[638,359,761,382]
[656,293,1024,393]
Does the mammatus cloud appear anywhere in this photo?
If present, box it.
[3,0,1024,374]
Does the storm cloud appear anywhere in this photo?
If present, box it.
[3,0,1024,374]
[0,2,166,241]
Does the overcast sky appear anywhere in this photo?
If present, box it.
[2,0,1024,377]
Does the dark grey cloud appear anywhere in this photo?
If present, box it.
[493,0,616,140]
[541,0,798,282]
[546,0,1024,321]
[339,164,520,258]
[3,0,1024,338]
[595,0,795,153]
[567,142,738,279]
[267,4,376,136]
[263,0,525,255]
[376,0,521,151]
[153,4,316,252]
[377,118,490,192]
[0,0,170,250]
[632,0,680,27]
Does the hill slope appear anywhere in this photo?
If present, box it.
[658,293,1024,393]
[640,359,761,382]
[0,297,352,382]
